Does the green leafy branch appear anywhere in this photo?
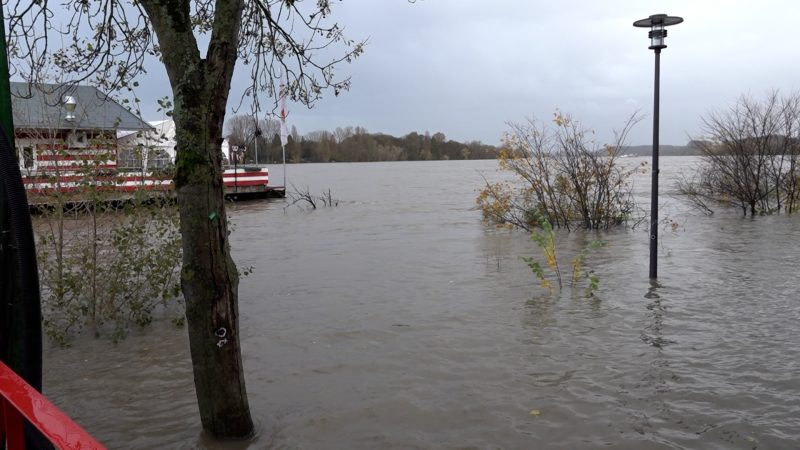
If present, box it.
[571,240,604,297]
[521,213,604,297]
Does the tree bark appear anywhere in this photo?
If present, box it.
[139,0,253,438]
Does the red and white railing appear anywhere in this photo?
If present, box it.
[21,167,269,196]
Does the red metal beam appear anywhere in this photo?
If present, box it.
[0,360,105,449]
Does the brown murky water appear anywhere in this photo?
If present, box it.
[42,158,800,449]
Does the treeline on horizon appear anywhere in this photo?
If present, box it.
[621,138,799,157]
[225,115,498,164]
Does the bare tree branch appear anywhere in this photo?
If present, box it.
[5,0,365,115]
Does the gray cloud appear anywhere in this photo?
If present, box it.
[131,1,800,146]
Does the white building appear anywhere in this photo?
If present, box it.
[117,119,175,169]
[118,118,235,169]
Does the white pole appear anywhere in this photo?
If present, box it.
[254,132,259,166]
[279,76,289,187]
[281,143,287,187]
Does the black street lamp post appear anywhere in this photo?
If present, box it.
[633,13,683,280]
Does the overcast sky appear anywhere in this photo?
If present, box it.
[131,1,799,146]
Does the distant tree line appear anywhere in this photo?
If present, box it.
[621,144,698,157]
[224,114,498,164]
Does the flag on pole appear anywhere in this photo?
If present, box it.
[279,78,289,147]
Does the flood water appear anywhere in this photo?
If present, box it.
[43,158,800,449]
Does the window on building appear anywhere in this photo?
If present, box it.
[117,144,144,170]
[147,149,172,169]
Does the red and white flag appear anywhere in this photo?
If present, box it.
[279,78,289,147]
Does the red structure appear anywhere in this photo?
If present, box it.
[0,360,105,449]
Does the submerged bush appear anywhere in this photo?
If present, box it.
[477,112,640,231]
[680,92,800,216]
[36,196,182,345]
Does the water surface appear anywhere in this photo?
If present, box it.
[43,158,800,449]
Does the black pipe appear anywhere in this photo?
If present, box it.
[0,122,50,449]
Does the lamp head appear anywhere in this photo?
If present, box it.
[633,14,683,51]
[64,95,77,122]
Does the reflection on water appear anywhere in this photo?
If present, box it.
[641,281,676,349]
[42,159,800,449]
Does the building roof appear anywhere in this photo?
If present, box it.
[10,82,153,131]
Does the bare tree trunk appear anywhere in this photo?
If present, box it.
[140,0,253,438]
